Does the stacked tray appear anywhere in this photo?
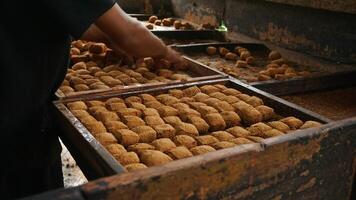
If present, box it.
[174,42,356,95]
[53,78,329,179]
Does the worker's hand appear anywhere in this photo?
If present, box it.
[161,47,188,69]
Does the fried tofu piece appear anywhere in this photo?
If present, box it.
[178,108,201,122]
[230,138,254,145]
[139,150,173,166]
[280,117,303,130]
[204,113,226,131]
[196,106,219,116]
[200,85,220,94]
[300,121,322,129]
[132,126,157,143]
[157,106,178,117]
[233,101,263,125]
[117,108,142,118]
[193,93,211,102]
[67,101,87,111]
[211,141,236,150]
[127,143,155,154]
[125,163,148,172]
[169,89,184,98]
[220,111,241,127]
[166,146,193,160]
[173,135,197,149]
[226,126,250,137]
[95,132,117,146]
[152,138,177,152]
[122,116,146,129]
[256,105,275,121]
[171,103,190,110]
[268,121,290,133]
[183,86,201,97]
[145,101,163,110]
[163,116,182,127]
[195,135,219,145]
[175,122,199,137]
[248,122,272,135]
[211,131,235,141]
[113,152,140,165]
[139,93,157,103]
[105,121,128,132]
[112,129,140,146]
[105,143,127,155]
[153,124,176,139]
[187,116,210,134]
[246,96,264,107]
[264,129,284,138]
[142,108,160,117]
[190,145,216,155]
[86,121,107,135]
[145,116,165,126]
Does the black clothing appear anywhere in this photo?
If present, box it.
[0,0,115,199]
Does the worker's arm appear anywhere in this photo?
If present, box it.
[82,3,182,64]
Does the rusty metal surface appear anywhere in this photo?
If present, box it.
[79,117,356,200]
[265,0,356,14]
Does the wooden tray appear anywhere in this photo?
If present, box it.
[174,42,356,95]
[56,56,226,99]
[53,78,331,180]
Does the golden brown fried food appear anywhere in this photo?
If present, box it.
[211,141,236,150]
[86,100,105,107]
[132,126,157,143]
[139,150,173,166]
[230,137,254,145]
[169,89,184,99]
[219,47,229,57]
[151,138,177,152]
[142,108,160,117]
[145,116,165,126]
[179,97,194,104]
[166,146,193,160]
[154,20,162,26]
[246,96,264,107]
[193,93,211,102]
[183,86,201,97]
[88,105,107,115]
[145,101,163,110]
[187,116,210,134]
[60,86,75,94]
[220,111,241,127]
[125,163,148,172]
[211,131,235,141]
[88,43,107,54]
[159,96,180,106]
[204,113,226,131]
[246,56,255,65]
[148,15,158,23]
[173,135,197,149]
[127,143,155,154]
[106,97,124,105]
[268,121,290,133]
[72,62,86,70]
[280,117,303,130]
[157,106,178,117]
[112,129,140,146]
[158,69,173,78]
[235,60,248,68]
[125,96,142,105]
[195,135,219,145]
[224,96,241,104]
[86,121,107,135]
[202,98,220,107]
[173,20,182,29]
[105,121,128,133]
[70,47,81,56]
[95,111,120,123]
[232,101,263,125]
[178,108,201,122]
[171,103,190,110]
[213,84,227,90]
[162,18,172,26]
[209,92,227,101]
[246,136,264,142]
[145,23,154,29]
[139,94,156,103]
[256,105,275,121]
[206,46,217,55]
[175,122,199,137]
[153,124,176,139]
[264,129,284,138]
[222,88,242,96]
[106,102,127,112]
[113,152,140,165]
[67,101,87,110]
[248,122,273,138]
[122,116,146,129]
[105,143,127,155]
[95,132,117,146]
[300,121,322,129]
[226,126,250,137]
[188,102,207,110]
[129,102,146,111]
[190,145,216,155]
[71,110,90,119]
[163,116,182,127]
[212,101,235,112]
[225,52,238,60]
[117,108,142,118]
[268,51,281,60]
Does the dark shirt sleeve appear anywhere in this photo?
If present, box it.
[43,0,116,39]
